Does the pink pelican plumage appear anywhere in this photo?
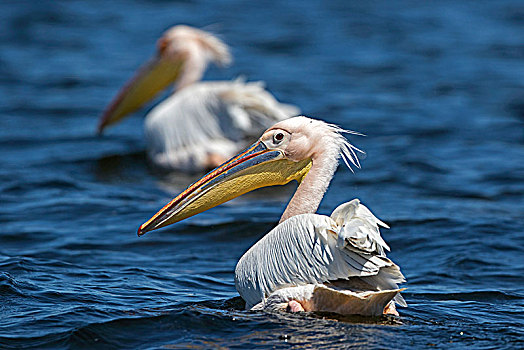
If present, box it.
[137,116,406,316]
[98,25,298,172]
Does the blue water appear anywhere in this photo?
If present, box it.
[1,0,523,348]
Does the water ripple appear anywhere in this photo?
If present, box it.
[1,0,523,348]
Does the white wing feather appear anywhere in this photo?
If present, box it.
[144,80,299,172]
[235,199,405,309]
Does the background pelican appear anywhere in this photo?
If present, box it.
[138,116,406,316]
[98,25,299,172]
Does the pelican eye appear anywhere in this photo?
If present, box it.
[273,132,284,144]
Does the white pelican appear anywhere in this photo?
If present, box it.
[98,25,299,172]
[138,116,406,316]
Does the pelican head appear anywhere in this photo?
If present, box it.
[138,116,362,235]
[98,25,232,133]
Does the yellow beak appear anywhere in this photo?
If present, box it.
[137,141,312,236]
[97,55,184,133]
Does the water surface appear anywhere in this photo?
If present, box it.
[1,0,523,348]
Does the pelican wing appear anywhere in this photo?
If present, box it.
[235,199,405,309]
[144,80,299,171]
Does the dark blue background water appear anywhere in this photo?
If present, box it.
[1,1,523,348]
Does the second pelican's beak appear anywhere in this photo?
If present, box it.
[137,141,312,236]
[97,54,184,133]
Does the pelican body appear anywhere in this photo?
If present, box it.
[99,25,298,172]
[138,116,406,316]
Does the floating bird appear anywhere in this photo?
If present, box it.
[98,25,299,172]
[138,116,406,316]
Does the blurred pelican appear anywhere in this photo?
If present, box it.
[138,116,406,316]
[98,25,299,172]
